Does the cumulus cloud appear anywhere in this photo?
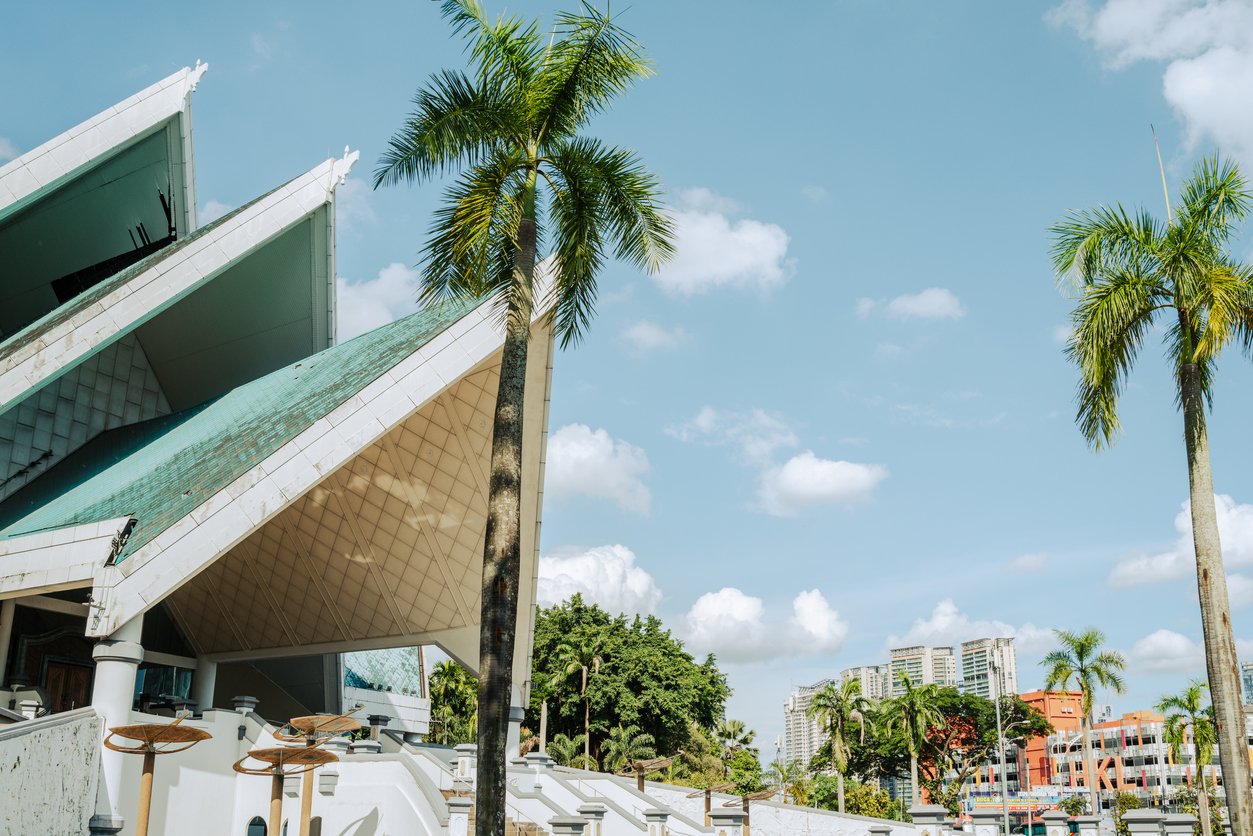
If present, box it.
[1229,574,1253,610]
[886,288,966,320]
[684,587,848,663]
[199,199,233,224]
[654,189,793,295]
[335,176,377,229]
[855,298,877,319]
[537,544,662,614]
[0,137,18,163]
[1109,494,1253,586]
[1011,552,1050,572]
[1050,0,1253,167]
[888,599,1054,652]
[622,320,688,352]
[545,424,651,514]
[667,406,799,465]
[336,262,421,341]
[1131,628,1205,673]
[758,452,888,516]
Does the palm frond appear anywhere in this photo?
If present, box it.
[1049,204,1164,289]
[1191,263,1253,362]
[438,0,545,91]
[1175,155,1252,249]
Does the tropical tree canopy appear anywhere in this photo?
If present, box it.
[1041,628,1126,717]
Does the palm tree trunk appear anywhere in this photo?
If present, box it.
[474,210,536,836]
[1083,713,1099,816]
[1182,362,1252,836]
[911,755,920,807]
[1199,766,1213,836]
[584,695,591,766]
[838,772,845,814]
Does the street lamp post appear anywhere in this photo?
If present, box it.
[993,659,1011,836]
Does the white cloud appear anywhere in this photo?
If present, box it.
[545,423,651,514]
[684,587,849,663]
[199,199,233,224]
[667,407,799,465]
[888,599,1054,653]
[758,451,888,516]
[537,544,662,614]
[1131,628,1205,673]
[1109,494,1253,585]
[1011,552,1050,572]
[654,189,793,295]
[0,137,18,163]
[622,320,687,352]
[886,288,966,321]
[1228,574,1253,610]
[336,262,421,341]
[335,176,377,230]
[1050,0,1253,168]
[855,298,877,319]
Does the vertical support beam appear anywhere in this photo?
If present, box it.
[192,657,217,711]
[0,599,14,686]
[89,615,144,835]
[507,704,525,761]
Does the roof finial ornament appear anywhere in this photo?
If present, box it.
[188,60,209,93]
[332,146,360,187]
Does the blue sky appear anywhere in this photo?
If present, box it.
[7,0,1253,755]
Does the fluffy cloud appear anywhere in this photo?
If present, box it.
[336,262,421,341]
[199,199,233,224]
[667,406,799,465]
[1131,628,1205,673]
[654,189,793,295]
[1109,494,1253,586]
[1011,552,1050,572]
[758,452,888,516]
[0,137,18,163]
[888,599,1054,652]
[886,288,966,320]
[1228,574,1253,610]
[684,587,848,663]
[335,176,377,230]
[537,544,662,614]
[622,320,688,352]
[1050,0,1253,168]
[545,424,651,514]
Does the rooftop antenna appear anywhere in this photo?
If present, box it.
[1151,124,1173,226]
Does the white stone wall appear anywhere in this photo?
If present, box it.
[0,708,101,836]
[0,333,170,501]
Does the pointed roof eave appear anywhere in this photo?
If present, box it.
[0,149,357,415]
[0,63,208,226]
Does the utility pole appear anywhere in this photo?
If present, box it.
[994,658,1011,836]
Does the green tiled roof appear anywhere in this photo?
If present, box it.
[0,297,483,560]
[0,179,290,366]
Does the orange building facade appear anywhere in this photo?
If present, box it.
[1019,689,1083,789]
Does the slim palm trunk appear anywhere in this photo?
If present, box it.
[1182,362,1251,836]
[474,213,535,836]
[584,692,591,765]
[838,772,845,814]
[1199,766,1213,836]
[911,755,920,807]
[1083,713,1098,817]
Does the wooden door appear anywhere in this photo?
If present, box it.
[45,661,93,712]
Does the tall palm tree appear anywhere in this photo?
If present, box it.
[1041,628,1127,815]
[1050,155,1253,834]
[554,636,604,766]
[546,732,591,769]
[715,718,758,774]
[601,724,656,773]
[766,758,812,806]
[882,672,944,807]
[1157,680,1217,836]
[807,678,869,813]
[375,2,674,831]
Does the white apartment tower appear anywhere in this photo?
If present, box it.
[840,665,889,702]
[783,680,831,770]
[960,637,1018,699]
[888,645,957,696]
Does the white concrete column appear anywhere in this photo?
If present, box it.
[447,796,472,836]
[0,599,15,687]
[547,817,588,836]
[644,808,670,836]
[577,804,606,836]
[507,703,525,761]
[1075,816,1102,836]
[971,812,1003,836]
[89,615,144,836]
[1043,810,1071,836]
[709,810,745,836]
[192,657,217,710]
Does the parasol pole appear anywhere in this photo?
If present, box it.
[270,768,285,836]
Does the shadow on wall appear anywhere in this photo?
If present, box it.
[343,808,379,835]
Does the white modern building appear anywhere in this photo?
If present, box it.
[839,665,888,702]
[783,679,831,771]
[960,637,1017,700]
[888,645,957,696]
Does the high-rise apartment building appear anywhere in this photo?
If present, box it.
[960,637,1018,700]
[839,665,889,701]
[1242,662,1253,704]
[783,679,832,770]
[888,645,957,696]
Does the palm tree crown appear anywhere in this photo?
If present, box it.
[602,724,656,773]
[1156,679,1215,768]
[1041,628,1127,718]
[807,679,868,775]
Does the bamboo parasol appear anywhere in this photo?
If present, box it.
[268,708,361,836]
[686,782,735,825]
[723,789,776,836]
[234,746,338,836]
[104,713,212,836]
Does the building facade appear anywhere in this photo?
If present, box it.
[783,679,832,771]
[888,645,957,696]
[960,637,1017,700]
[840,665,889,702]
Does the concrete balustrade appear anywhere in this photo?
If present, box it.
[577,803,607,836]
[548,815,588,835]
[708,809,745,835]
[644,808,670,836]
[447,796,472,836]
[1043,809,1071,836]
[1122,808,1166,836]
[972,810,1005,836]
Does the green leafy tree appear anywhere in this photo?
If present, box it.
[1112,792,1142,836]
[882,672,945,806]
[602,724,656,773]
[1058,795,1088,817]
[375,3,674,830]
[554,636,604,766]
[727,748,765,795]
[673,721,726,789]
[1171,785,1225,836]
[1041,628,1126,815]
[807,678,869,814]
[429,660,478,744]
[812,777,901,819]
[547,732,595,769]
[1157,681,1217,836]
[766,759,811,805]
[716,719,758,775]
[1050,155,1253,834]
